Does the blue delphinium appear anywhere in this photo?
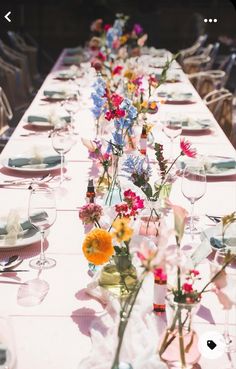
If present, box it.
[122,155,152,188]
[91,77,107,119]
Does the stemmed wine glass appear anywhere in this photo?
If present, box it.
[213,244,236,357]
[181,162,206,239]
[28,187,57,270]
[51,123,75,184]
[163,115,182,162]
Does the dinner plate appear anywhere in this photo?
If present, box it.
[2,156,61,173]
[29,121,54,128]
[201,225,236,252]
[177,156,236,177]
[158,92,195,104]
[181,118,212,132]
[0,228,41,249]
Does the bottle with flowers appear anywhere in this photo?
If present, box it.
[80,189,144,298]
[122,138,197,236]
[159,205,236,369]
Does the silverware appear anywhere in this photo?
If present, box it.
[206,215,222,223]
[0,269,29,273]
[0,255,19,268]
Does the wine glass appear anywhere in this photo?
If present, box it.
[28,188,57,269]
[181,162,206,239]
[213,245,236,355]
[163,115,182,162]
[0,316,16,368]
[51,124,75,184]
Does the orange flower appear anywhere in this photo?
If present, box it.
[149,102,157,110]
[82,229,114,265]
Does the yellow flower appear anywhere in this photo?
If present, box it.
[149,101,157,110]
[141,101,148,109]
[124,70,135,80]
[127,82,136,93]
[120,35,128,45]
[112,217,133,243]
[82,228,114,265]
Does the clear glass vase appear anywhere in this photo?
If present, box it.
[99,255,138,298]
[159,295,200,369]
[139,199,161,236]
[104,153,122,206]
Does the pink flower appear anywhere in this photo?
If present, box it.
[112,66,123,76]
[91,58,102,71]
[169,202,188,244]
[189,269,200,277]
[154,267,167,282]
[182,283,193,293]
[133,23,143,36]
[180,138,197,158]
[137,34,148,47]
[115,108,126,118]
[112,38,120,49]
[111,93,123,107]
[115,203,129,215]
[104,24,112,32]
[90,18,103,32]
[97,51,106,61]
[105,111,115,121]
[79,204,103,225]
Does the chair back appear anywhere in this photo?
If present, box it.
[204,89,233,139]
[0,86,13,135]
[219,53,236,86]
[178,34,208,64]
[189,70,225,97]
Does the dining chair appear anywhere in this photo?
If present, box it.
[178,34,208,65]
[7,31,39,86]
[203,89,233,140]
[189,70,225,98]
[0,86,13,152]
[182,43,220,74]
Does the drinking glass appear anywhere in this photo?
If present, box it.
[51,124,74,184]
[163,116,182,162]
[213,246,236,355]
[28,188,57,269]
[181,162,206,239]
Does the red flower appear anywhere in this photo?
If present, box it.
[180,138,197,158]
[91,58,102,71]
[182,283,193,293]
[189,269,200,277]
[115,108,125,118]
[104,24,112,32]
[115,203,129,214]
[112,65,123,76]
[154,267,167,282]
[97,51,106,61]
[105,111,115,121]
[111,93,123,107]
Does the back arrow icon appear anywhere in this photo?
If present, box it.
[4,11,12,22]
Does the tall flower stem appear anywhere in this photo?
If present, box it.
[111,277,146,369]
[105,154,122,206]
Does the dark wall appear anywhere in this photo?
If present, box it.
[1,0,236,67]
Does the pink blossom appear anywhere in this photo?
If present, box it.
[180,138,197,158]
[182,283,193,293]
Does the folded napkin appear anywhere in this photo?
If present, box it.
[8,155,61,168]
[27,114,71,123]
[66,46,82,55]
[63,56,80,65]
[209,159,236,170]
[43,90,66,97]
[0,211,47,245]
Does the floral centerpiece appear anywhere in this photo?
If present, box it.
[80,189,144,297]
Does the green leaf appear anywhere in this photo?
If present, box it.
[114,246,122,254]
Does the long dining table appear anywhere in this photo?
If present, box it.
[0,48,236,369]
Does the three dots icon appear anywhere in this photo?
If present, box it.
[204,18,217,23]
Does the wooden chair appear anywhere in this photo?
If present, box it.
[178,34,208,65]
[188,70,225,98]
[203,89,233,140]
[0,86,13,152]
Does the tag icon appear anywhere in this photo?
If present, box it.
[207,340,217,350]
[198,331,226,359]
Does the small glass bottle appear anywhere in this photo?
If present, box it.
[139,125,147,155]
[153,268,167,315]
[86,179,95,203]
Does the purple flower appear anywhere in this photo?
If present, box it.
[133,23,143,36]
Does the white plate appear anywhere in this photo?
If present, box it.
[177,156,236,177]
[2,158,61,173]
[201,225,236,251]
[0,228,41,249]
[29,121,54,128]
[182,119,212,132]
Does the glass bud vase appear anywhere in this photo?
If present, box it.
[139,199,161,236]
[99,255,138,298]
[159,296,201,369]
[105,153,122,206]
